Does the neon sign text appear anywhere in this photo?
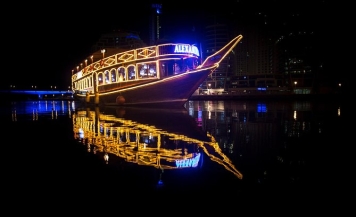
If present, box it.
[174,44,200,56]
[175,153,201,168]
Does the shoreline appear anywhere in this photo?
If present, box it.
[189,92,347,101]
[1,91,347,103]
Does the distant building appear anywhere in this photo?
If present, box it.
[203,24,231,90]
[199,0,330,94]
[149,3,162,45]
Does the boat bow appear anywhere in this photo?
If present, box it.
[198,35,243,69]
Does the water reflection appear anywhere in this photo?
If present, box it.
[72,106,243,179]
[8,100,74,121]
[4,99,345,193]
[185,100,344,185]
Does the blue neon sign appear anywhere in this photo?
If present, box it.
[174,44,200,56]
[175,153,201,168]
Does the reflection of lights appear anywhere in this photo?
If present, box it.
[156,168,164,188]
[71,101,76,110]
[257,103,267,113]
[32,109,38,121]
[11,100,73,122]
[157,179,164,186]
[73,109,243,179]
[79,128,84,139]
[104,153,109,164]
[293,110,297,120]
[175,153,201,168]
[12,110,17,121]
[338,107,341,116]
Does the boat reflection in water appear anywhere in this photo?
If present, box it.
[4,99,346,197]
[72,106,243,184]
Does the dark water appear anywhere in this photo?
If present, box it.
[1,99,349,209]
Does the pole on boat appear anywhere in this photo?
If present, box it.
[85,92,90,103]
[95,92,100,105]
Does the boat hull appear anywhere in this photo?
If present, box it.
[75,66,214,108]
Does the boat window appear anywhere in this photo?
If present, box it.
[118,67,126,81]
[138,63,157,78]
[104,71,110,84]
[159,60,182,76]
[110,69,116,83]
[184,57,199,70]
[98,73,104,85]
[159,62,167,77]
[174,57,199,74]
[158,57,198,77]
[128,65,136,80]
[174,62,181,74]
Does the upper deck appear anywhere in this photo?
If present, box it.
[72,43,200,82]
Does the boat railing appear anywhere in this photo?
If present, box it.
[74,43,200,80]
[72,37,243,93]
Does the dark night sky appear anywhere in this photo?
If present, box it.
[2,0,334,90]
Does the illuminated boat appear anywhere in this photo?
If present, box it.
[73,106,243,179]
[71,35,243,107]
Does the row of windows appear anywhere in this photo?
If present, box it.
[75,58,199,90]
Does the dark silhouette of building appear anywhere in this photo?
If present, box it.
[149,3,162,45]
[203,24,231,90]
[199,0,331,94]
[91,30,146,53]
